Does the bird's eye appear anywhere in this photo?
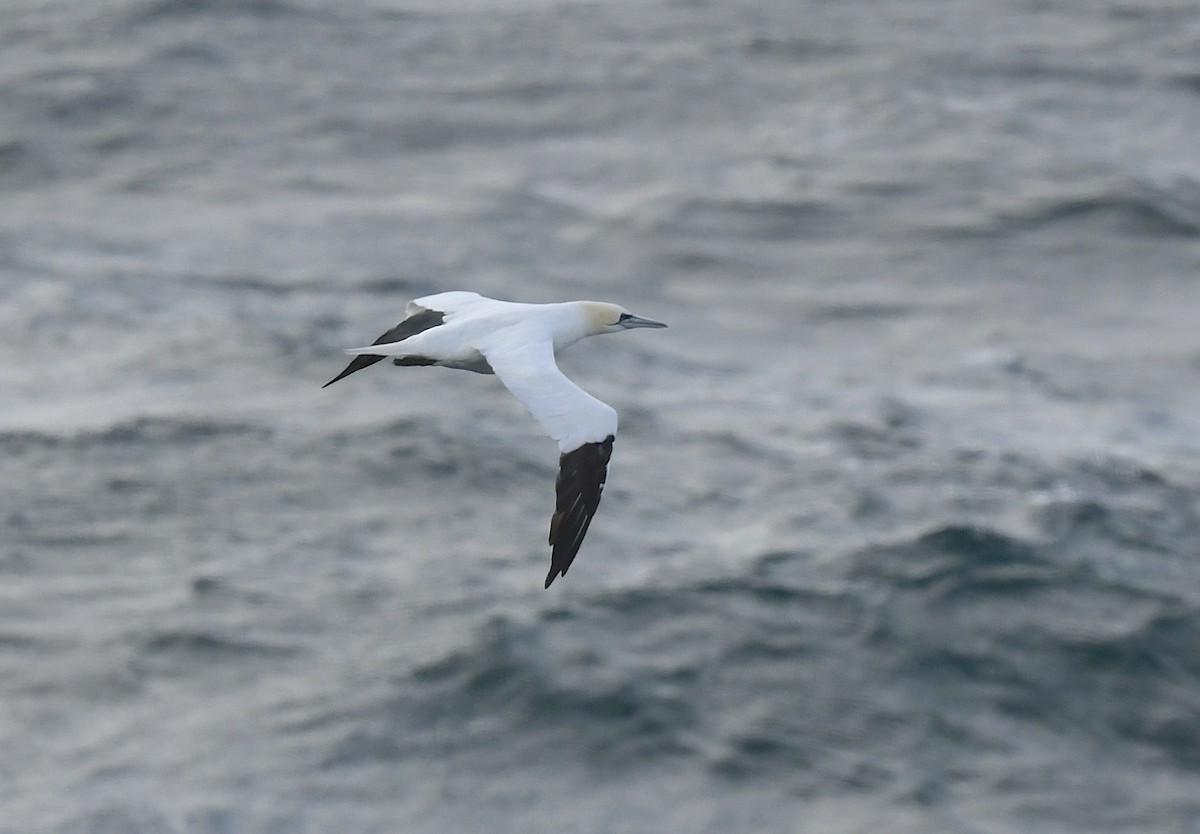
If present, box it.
[617,313,632,323]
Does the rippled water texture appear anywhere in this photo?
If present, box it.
[3,1,1200,832]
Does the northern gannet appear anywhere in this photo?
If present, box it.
[323,291,666,588]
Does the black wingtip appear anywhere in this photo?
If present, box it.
[324,310,448,389]
[321,354,384,388]
[543,435,614,588]
[544,565,567,589]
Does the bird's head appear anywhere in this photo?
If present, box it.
[581,302,668,335]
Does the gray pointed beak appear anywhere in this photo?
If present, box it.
[620,315,667,330]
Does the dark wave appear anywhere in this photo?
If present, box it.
[139,629,300,660]
[130,629,302,682]
[678,428,787,467]
[316,410,556,484]
[128,0,298,23]
[805,301,915,322]
[311,79,610,155]
[1054,606,1200,768]
[945,186,1200,239]
[359,576,868,785]
[850,524,1051,596]
[1071,454,1170,489]
[1170,72,1200,95]
[0,416,273,451]
[853,522,1200,769]
[307,523,1200,797]
[825,419,923,460]
[667,196,849,241]
[404,615,696,764]
[1019,193,1199,236]
[0,138,56,187]
[189,272,419,298]
[1033,496,1181,556]
[741,35,854,61]
[1035,456,1198,558]
[39,72,142,129]
[318,614,696,770]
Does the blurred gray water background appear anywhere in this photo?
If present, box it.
[3,0,1200,831]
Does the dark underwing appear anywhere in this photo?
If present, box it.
[545,434,614,588]
[322,309,445,388]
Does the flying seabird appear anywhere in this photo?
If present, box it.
[324,291,667,588]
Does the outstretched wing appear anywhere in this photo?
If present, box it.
[547,434,614,587]
[478,337,617,452]
[478,336,618,587]
[322,307,445,388]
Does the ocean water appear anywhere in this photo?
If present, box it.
[3,0,1200,831]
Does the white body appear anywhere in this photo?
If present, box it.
[332,290,665,587]
[345,292,622,452]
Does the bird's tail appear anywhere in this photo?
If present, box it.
[344,343,405,356]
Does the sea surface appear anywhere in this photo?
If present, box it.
[3,1,1200,831]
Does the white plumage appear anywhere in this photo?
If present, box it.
[325,291,666,587]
